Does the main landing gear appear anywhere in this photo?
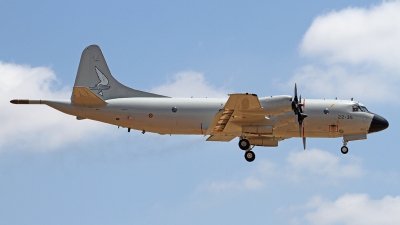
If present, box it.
[244,150,255,162]
[238,139,250,150]
[238,139,255,162]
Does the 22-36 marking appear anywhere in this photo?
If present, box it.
[338,115,353,119]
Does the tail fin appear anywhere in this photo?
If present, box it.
[72,45,167,100]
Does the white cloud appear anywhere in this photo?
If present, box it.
[1,62,106,151]
[290,1,400,103]
[286,149,364,184]
[287,65,396,102]
[151,71,229,98]
[300,1,400,70]
[304,194,400,225]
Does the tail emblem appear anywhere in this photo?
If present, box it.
[89,67,111,96]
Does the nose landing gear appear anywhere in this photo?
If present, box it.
[341,140,349,154]
[341,146,349,154]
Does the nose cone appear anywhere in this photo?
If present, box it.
[368,114,389,133]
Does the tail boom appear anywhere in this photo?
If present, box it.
[10,99,43,104]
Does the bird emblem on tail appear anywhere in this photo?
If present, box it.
[89,67,110,96]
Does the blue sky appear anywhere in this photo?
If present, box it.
[1,1,400,224]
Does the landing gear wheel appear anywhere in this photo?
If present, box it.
[244,151,255,162]
[341,146,349,154]
[239,139,250,150]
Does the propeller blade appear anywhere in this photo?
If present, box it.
[292,83,307,150]
[299,120,306,150]
[298,122,302,137]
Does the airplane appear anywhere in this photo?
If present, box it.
[10,45,389,162]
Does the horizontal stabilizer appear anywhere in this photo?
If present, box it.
[72,86,106,106]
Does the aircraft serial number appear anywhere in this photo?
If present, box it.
[338,115,353,119]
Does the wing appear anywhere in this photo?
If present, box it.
[206,93,267,139]
[206,135,236,142]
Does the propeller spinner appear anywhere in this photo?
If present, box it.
[292,83,308,150]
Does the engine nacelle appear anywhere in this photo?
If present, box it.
[259,95,292,116]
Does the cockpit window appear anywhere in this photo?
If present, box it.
[352,104,369,112]
[360,106,369,112]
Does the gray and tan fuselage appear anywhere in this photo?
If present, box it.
[10,97,383,138]
[10,45,389,161]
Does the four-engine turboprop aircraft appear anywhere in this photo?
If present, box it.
[10,45,389,162]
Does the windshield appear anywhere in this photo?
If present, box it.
[352,104,369,112]
[360,106,369,112]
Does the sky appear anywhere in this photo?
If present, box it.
[1,0,400,224]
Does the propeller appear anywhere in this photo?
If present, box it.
[292,83,308,150]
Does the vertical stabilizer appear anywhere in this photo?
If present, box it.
[73,45,167,100]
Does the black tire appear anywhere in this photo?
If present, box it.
[244,151,255,162]
[341,146,348,154]
[239,139,250,150]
